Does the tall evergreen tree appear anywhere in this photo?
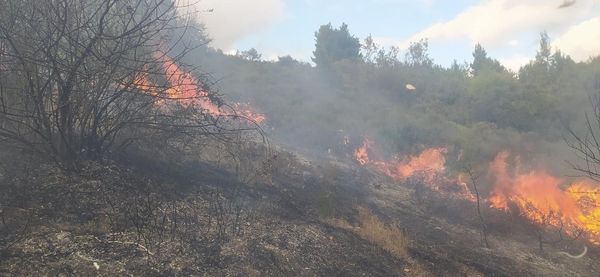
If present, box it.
[312,23,361,69]
[470,43,506,76]
[535,32,552,69]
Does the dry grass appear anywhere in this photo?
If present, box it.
[330,207,410,258]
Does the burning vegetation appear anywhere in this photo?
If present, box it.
[133,52,265,123]
[355,138,475,201]
[355,140,600,246]
[2,0,600,275]
[488,152,600,245]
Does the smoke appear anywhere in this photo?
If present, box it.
[191,0,285,50]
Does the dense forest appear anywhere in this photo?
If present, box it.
[1,0,599,275]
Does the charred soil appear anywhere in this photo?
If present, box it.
[0,149,598,276]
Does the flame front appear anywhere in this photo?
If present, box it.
[354,141,600,243]
[488,151,600,244]
[376,148,447,182]
[354,138,475,200]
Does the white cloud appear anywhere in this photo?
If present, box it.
[553,17,600,61]
[190,0,285,50]
[373,36,408,49]
[403,0,599,47]
[500,55,531,72]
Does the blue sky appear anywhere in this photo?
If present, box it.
[196,0,600,70]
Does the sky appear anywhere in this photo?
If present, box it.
[192,0,600,70]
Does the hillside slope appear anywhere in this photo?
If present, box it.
[0,148,597,276]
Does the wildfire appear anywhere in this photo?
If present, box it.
[354,137,446,181]
[354,137,475,200]
[568,181,600,239]
[231,103,266,124]
[160,54,222,114]
[132,71,159,97]
[355,138,371,165]
[488,151,600,243]
[355,141,600,243]
[131,53,266,124]
[377,148,447,182]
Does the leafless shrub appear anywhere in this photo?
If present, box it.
[206,188,255,242]
[567,88,600,180]
[464,166,490,248]
[67,162,257,261]
[0,0,254,169]
[515,203,584,252]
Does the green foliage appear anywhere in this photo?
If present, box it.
[535,32,552,68]
[470,43,507,76]
[361,35,401,67]
[277,55,300,66]
[405,39,433,67]
[312,23,362,69]
[184,23,600,179]
[237,48,262,61]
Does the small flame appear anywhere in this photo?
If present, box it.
[355,138,371,165]
[378,148,447,182]
[232,103,266,124]
[159,54,222,114]
[132,71,159,96]
[131,53,266,123]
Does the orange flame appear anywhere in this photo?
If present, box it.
[131,53,266,124]
[355,138,371,165]
[232,103,266,124]
[159,55,222,114]
[354,138,475,200]
[488,151,600,243]
[356,144,600,243]
[132,72,159,95]
[377,148,447,182]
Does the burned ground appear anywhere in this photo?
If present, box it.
[0,146,598,276]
